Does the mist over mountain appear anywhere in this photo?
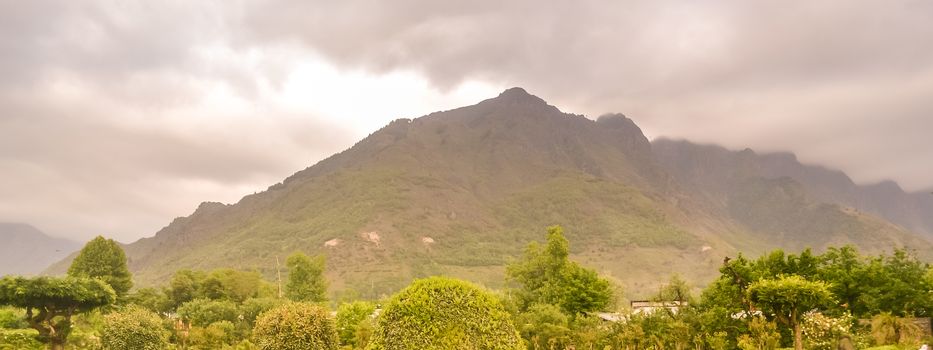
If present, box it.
[44,88,932,298]
[0,223,80,276]
[652,139,933,240]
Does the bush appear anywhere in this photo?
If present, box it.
[253,302,338,350]
[100,306,168,350]
[335,301,376,348]
[0,329,43,350]
[737,316,780,350]
[871,313,923,346]
[177,298,238,327]
[0,307,26,329]
[367,277,523,350]
[802,311,853,350]
[189,320,236,348]
[515,303,571,349]
[240,298,286,327]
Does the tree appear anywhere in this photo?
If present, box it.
[126,287,171,314]
[0,276,116,350]
[863,249,932,316]
[368,277,523,350]
[285,252,327,302]
[166,268,267,308]
[253,302,338,350]
[177,298,238,327]
[100,305,168,350]
[657,274,694,305]
[817,246,868,315]
[240,297,286,327]
[507,225,614,315]
[68,236,133,298]
[167,269,206,308]
[747,275,833,350]
[205,268,263,303]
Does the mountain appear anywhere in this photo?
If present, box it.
[0,223,81,276]
[45,88,932,298]
[651,140,930,254]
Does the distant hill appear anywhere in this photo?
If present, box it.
[0,223,80,276]
[651,140,930,253]
[45,88,932,298]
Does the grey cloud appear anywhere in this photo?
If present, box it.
[2,0,933,242]
[236,0,933,191]
[0,90,352,242]
[0,1,355,241]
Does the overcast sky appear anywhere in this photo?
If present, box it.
[2,1,932,243]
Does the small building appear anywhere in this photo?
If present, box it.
[595,312,625,322]
[630,300,688,315]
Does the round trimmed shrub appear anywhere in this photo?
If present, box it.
[252,302,338,350]
[100,306,168,350]
[367,277,523,350]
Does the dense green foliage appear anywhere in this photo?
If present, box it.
[100,305,167,350]
[167,268,266,307]
[0,328,42,350]
[240,297,286,328]
[748,275,833,350]
[177,298,239,327]
[335,301,376,348]
[125,287,171,313]
[0,276,115,349]
[5,226,933,350]
[514,303,572,349]
[0,307,26,329]
[253,302,338,350]
[507,226,614,315]
[67,236,133,298]
[285,252,327,302]
[368,277,523,350]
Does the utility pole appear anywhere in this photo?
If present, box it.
[276,255,283,298]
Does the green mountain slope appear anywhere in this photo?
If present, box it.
[45,88,931,298]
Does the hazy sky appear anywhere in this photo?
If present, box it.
[2,1,932,242]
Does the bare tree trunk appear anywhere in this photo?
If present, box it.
[49,337,65,350]
[793,322,803,350]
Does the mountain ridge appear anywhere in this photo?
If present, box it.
[1,223,81,277]
[652,138,933,240]
[43,88,932,298]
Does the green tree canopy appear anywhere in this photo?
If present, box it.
[125,287,171,314]
[100,305,168,350]
[203,268,263,303]
[0,276,115,350]
[240,297,286,328]
[165,268,267,308]
[368,277,523,350]
[68,236,133,298]
[177,298,238,327]
[507,225,614,315]
[253,302,338,350]
[285,252,327,302]
[747,275,833,350]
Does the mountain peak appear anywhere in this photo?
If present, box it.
[492,87,548,105]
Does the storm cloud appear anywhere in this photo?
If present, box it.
[2,0,932,242]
